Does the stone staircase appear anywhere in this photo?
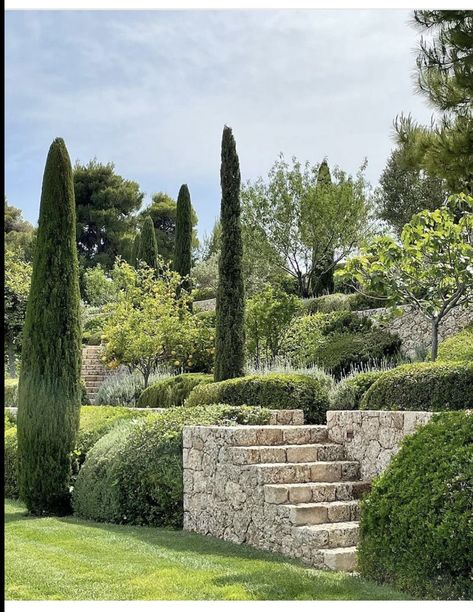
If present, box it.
[183,412,371,571]
[81,346,109,405]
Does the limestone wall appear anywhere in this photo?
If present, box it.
[358,304,472,357]
[326,410,433,480]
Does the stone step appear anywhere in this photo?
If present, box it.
[322,547,358,571]
[268,410,304,426]
[84,384,103,391]
[284,500,360,525]
[264,480,371,504]
[224,425,329,447]
[83,375,105,382]
[256,461,360,485]
[228,443,345,465]
[296,521,359,549]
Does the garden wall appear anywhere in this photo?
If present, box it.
[326,410,433,480]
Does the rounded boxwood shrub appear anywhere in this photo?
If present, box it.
[137,373,213,408]
[72,404,270,527]
[311,330,401,379]
[4,379,18,407]
[438,323,473,363]
[330,370,386,411]
[186,373,332,424]
[358,411,473,599]
[360,362,473,411]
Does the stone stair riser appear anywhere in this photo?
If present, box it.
[228,444,346,465]
[264,480,370,504]
[285,500,360,526]
[296,521,359,549]
[256,461,360,485]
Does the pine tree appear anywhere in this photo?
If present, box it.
[174,184,193,292]
[311,160,335,296]
[136,216,158,269]
[214,126,245,381]
[17,138,82,515]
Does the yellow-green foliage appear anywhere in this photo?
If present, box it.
[137,374,213,408]
[438,323,473,363]
[4,379,18,407]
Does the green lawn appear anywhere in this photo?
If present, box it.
[5,499,408,600]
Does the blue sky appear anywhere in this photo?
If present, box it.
[5,10,433,239]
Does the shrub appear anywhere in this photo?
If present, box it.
[4,379,18,407]
[438,323,473,363]
[186,373,332,424]
[358,411,473,599]
[304,293,353,314]
[330,370,386,410]
[311,329,402,379]
[95,370,171,407]
[5,425,18,499]
[137,374,213,408]
[73,404,270,527]
[360,362,473,411]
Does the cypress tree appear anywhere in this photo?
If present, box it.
[131,232,140,268]
[311,159,335,296]
[136,216,158,269]
[174,184,193,292]
[214,126,245,381]
[17,138,82,515]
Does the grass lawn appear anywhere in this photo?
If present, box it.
[5,499,408,601]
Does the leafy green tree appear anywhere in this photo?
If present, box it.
[101,260,212,387]
[136,216,158,270]
[376,148,448,235]
[191,252,219,300]
[17,138,82,515]
[214,126,245,381]
[338,193,473,360]
[4,199,36,262]
[174,184,193,292]
[74,159,144,271]
[4,250,32,376]
[142,192,199,264]
[82,264,117,307]
[395,11,473,191]
[246,285,301,365]
[241,155,371,298]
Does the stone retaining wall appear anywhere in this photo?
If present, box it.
[326,410,433,480]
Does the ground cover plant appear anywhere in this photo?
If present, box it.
[358,411,473,599]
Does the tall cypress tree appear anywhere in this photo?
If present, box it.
[311,159,335,296]
[17,138,82,515]
[214,126,245,381]
[174,184,193,292]
[136,215,158,269]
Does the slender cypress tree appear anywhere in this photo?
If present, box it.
[136,216,158,269]
[174,184,193,292]
[131,232,140,268]
[17,138,82,515]
[214,126,245,381]
[311,159,335,296]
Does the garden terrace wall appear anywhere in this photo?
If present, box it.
[326,410,433,480]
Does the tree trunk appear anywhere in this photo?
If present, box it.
[8,340,16,378]
[431,317,439,361]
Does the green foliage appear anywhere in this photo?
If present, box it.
[82,265,117,307]
[358,411,473,599]
[136,216,159,270]
[360,361,473,411]
[72,404,270,527]
[138,373,213,408]
[214,126,245,381]
[330,371,387,410]
[5,379,18,407]
[81,304,107,346]
[187,373,332,424]
[241,155,371,298]
[438,323,473,362]
[339,194,473,360]
[5,425,18,499]
[246,285,301,364]
[191,252,219,300]
[4,200,36,263]
[74,159,144,271]
[174,185,193,290]
[17,138,82,515]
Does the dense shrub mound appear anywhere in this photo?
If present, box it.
[358,412,473,599]
[137,374,213,408]
[4,379,18,407]
[360,362,473,411]
[73,404,270,527]
[438,323,473,363]
[330,371,386,411]
[186,373,332,424]
[304,293,383,315]
[4,406,150,499]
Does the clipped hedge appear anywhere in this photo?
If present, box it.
[358,411,473,599]
[5,425,18,499]
[137,374,213,408]
[330,370,386,411]
[73,404,270,527]
[310,330,401,379]
[360,362,473,412]
[438,323,473,363]
[4,379,18,407]
[186,373,332,424]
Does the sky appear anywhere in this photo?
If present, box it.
[5,9,435,239]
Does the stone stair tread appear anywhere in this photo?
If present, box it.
[231,444,341,451]
[265,480,369,489]
[297,520,358,532]
[322,547,358,571]
[283,500,359,509]
[255,461,358,468]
